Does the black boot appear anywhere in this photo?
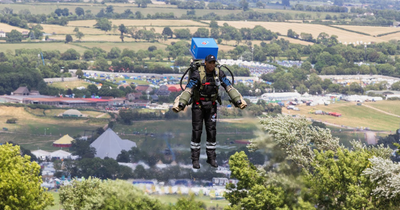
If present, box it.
[206,149,218,168]
[191,148,200,169]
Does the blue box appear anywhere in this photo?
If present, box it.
[190,38,218,60]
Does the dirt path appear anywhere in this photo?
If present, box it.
[362,104,400,118]
[96,113,108,118]
[365,131,377,144]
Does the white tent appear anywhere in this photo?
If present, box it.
[32,149,51,160]
[90,128,137,159]
[50,150,72,159]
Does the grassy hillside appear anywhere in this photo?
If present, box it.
[283,101,399,131]
[366,100,400,116]
[49,80,91,90]
[0,106,107,151]
[0,43,88,53]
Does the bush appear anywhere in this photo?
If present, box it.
[60,178,164,209]
[388,97,400,101]
[0,143,53,209]
[6,118,17,124]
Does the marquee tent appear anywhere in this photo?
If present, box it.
[90,128,137,159]
[32,149,51,160]
[53,134,74,148]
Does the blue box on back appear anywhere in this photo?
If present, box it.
[190,38,219,60]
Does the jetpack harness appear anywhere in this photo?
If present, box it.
[173,38,244,112]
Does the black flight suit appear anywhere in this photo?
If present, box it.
[186,66,232,167]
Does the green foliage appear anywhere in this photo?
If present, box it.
[303,147,374,209]
[0,143,54,210]
[65,34,73,43]
[94,18,112,32]
[169,194,206,210]
[230,114,396,209]
[6,30,22,43]
[60,177,211,210]
[225,151,286,209]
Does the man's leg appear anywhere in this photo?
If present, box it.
[204,104,218,168]
[191,105,203,169]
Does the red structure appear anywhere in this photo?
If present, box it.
[328,112,342,117]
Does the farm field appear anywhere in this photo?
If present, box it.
[41,24,107,35]
[49,80,91,90]
[50,34,134,42]
[332,25,400,37]
[0,106,106,151]
[0,43,87,53]
[210,20,396,43]
[0,23,26,33]
[253,8,340,19]
[75,42,168,52]
[366,100,400,116]
[0,3,242,17]
[68,19,207,27]
[283,102,400,131]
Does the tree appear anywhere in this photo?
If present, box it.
[94,18,112,32]
[296,84,308,94]
[209,20,219,28]
[106,5,114,14]
[76,69,84,78]
[75,7,85,16]
[391,81,400,91]
[60,178,205,209]
[65,34,73,43]
[0,143,54,209]
[230,115,394,209]
[162,27,173,38]
[61,49,80,60]
[321,79,332,90]
[225,151,287,209]
[73,27,79,33]
[62,8,69,16]
[193,27,209,38]
[256,1,265,8]
[173,28,191,39]
[239,0,249,11]
[108,47,121,59]
[287,29,298,38]
[309,84,323,95]
[6,30,22,43]
[334,0,344,6]
[148,46,157,52]
[118,24,127,42]
[268,43,281,61]
[95,57,109,71]
[75,31,84,40]
[282,0,290,6]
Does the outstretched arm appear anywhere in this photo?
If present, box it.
[172,71,200,112]
[220,69,247,109]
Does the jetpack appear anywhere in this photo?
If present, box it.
[179,38,235,91]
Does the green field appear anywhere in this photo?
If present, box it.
[366,101,400,116]
[0,43,88,54]
[49,80,91,90]
[153,194,229,208]
[0,106,107,151]
[254,8,341,20]
[285,101,400,131]
[47,191,228,210]
[76,42,168,52]
[0,3,241,16]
